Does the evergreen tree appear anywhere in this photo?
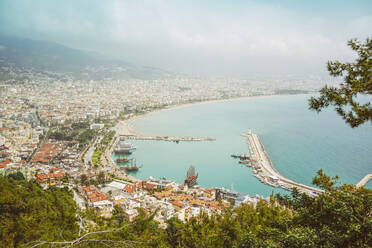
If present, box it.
[309,38,372,128]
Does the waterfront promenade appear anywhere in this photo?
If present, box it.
[101,129,139,183]
[242,132,323,196]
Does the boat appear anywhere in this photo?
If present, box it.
[239,160,250,164]
[116,157,129,163]
[117,142,137,150]
[120,159,141,172]
[231,154,251,160]
[114,141,136,154]
[124,166,139,172]
[184,165,198,187]
[114,149,132,155]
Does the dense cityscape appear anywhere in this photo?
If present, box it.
[0,58,329,223]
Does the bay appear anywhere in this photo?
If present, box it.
[114,95,372,196]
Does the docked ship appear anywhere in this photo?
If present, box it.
[120,159,141,172]
[115,149,132,155]
[124,165,139,172]
[116,157,129,163]
[184,165,198,188]
[114,141,136,155]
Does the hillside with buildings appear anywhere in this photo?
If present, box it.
[0,35,171,80]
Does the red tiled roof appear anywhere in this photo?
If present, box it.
[145,182,156,190]
[0,160,11,168]
[83,185,98,193]
[209,204,222,210]
[88,192,108,203]
[35,169,65,182]
[185,175,197,182]
[32,143,63,163]
[172,201,185,208]
[125,184,136,194]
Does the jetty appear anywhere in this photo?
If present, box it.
[241,131,323,196]
[120,134,215,142]
[356,174,372,187]
[116,120,215,142]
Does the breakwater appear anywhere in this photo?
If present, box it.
[241,131,323,196]
[120,134,215,142]
[116,120,215,142]
[356,174,372,187]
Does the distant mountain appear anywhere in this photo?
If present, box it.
[0,35,171,79]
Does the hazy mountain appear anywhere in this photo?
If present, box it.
[0,35,171,80]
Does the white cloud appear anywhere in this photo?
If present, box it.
[1,0,371,76]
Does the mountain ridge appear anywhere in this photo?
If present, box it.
[0,35,172,80]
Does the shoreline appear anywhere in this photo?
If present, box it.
[123,93,313,136]
[112,93,317,192]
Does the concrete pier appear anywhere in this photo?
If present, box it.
[241,132,323,196]
[116,120,215,142]
[120,134,215,142]
[356,174,372,187]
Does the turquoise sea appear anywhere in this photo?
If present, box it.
[114,95,372,196]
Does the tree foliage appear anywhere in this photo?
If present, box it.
[6,172,25,181]
[312,169,339,191]
[80,174,88,186]
[97,171,105,185]
[309,38,372,128]
[0,177,78,247]
[1,173,371,248]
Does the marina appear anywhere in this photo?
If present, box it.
[240,131,323,196]
[110,96,372,196]
[112,139,141,172]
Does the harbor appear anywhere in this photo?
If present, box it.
[239,131,323,196]
[108,104,372,196]
[109,118,216,175]
[100,134,140,183]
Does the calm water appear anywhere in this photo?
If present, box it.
[114,95,372,196]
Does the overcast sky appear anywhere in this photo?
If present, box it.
[0,0,371,77]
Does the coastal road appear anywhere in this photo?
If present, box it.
[84,136,102,170]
